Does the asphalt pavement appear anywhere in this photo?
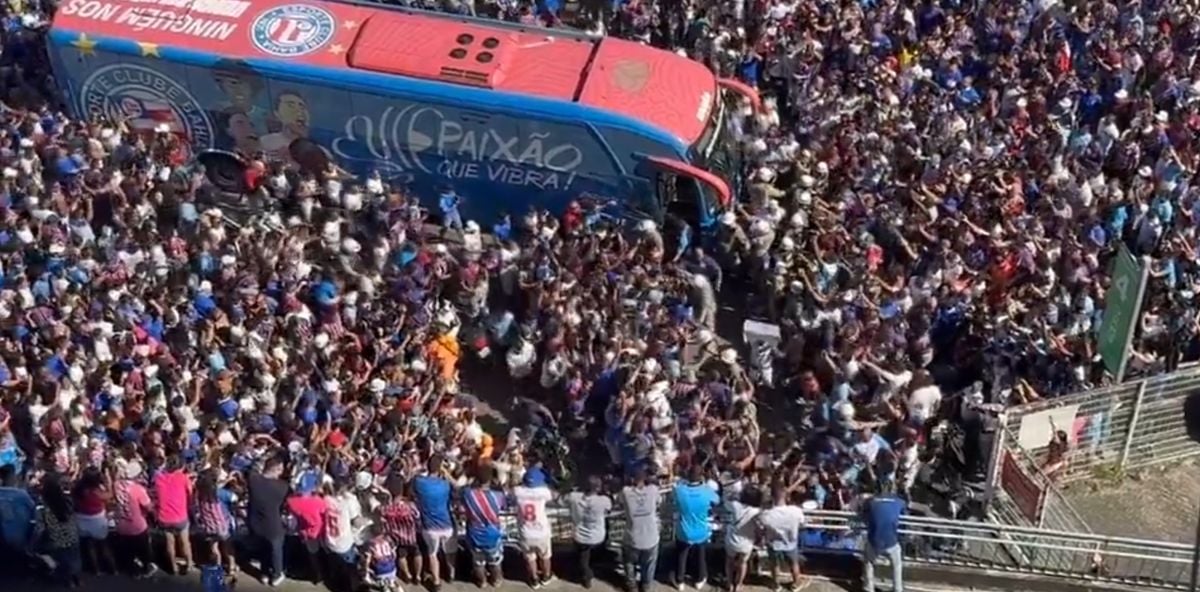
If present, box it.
[1063,455,1200,543]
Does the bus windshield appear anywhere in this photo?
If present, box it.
[691,91,740,210]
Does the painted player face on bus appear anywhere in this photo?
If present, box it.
[274,93,310,139]
[215,74,262,112]
[225,111,262,154]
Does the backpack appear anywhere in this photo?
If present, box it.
[201,564,229,592]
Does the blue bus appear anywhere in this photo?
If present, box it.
[49,0,757,228]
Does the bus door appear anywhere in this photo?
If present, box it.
[638,154,731,231]
[647,169,698,250]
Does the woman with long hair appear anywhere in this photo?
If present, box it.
[192,468,236,574]
[37,473,83,587]
[112,459,157,576]
[73,466,117,573]
[154,451,195,574]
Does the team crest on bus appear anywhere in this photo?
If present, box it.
[78,64,215,153]
[251,4,336,57]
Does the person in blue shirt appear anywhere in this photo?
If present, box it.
[737,52,761,88]
[673,464,719,590]
[862,482,907,592]
[439,187,464,233]
[492,213,513,242]
[0,464,35,560]
[412,456,458,588]
[461,467,507,587]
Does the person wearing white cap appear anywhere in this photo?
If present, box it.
[637,218,665,259]
[463,220,483,257]
[684,273,711,324]
[112,460,157,576]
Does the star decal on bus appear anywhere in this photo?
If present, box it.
[343,20,358,29]
[137,42,161,58]
[72,33,97,56]
[328,44,346,55]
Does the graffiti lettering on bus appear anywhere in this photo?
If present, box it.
[333,105,583,190]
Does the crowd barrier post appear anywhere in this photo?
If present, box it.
[1118,380,1149,471]
[982,412,1008,508]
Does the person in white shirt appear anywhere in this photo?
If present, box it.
[907,377,943,426]
[566,476,613,588]
[513,468,556,588]
[323,481,364,590]
[758,486,809,591]
[723,488,763,592]
[863,359,913,406]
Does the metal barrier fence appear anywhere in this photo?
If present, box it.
[1004,364,1200,483]
[987,410,1096,573]
[512,507,1194,589]
[801,510,1196,590]
[989,367,1200,558]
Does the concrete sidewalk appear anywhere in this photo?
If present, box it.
[0,571,947,592]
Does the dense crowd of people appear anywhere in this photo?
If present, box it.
[2,0,1200,588]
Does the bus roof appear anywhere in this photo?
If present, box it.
[52,0,717,143]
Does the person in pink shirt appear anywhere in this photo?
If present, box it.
[112,460,157,576]
[286,471,327,584]
[154,453,194,574]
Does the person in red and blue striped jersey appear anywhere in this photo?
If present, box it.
[461,467,508,587]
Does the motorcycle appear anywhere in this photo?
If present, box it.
[526,425,576,485]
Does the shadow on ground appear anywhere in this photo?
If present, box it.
[1063,457,1200,543]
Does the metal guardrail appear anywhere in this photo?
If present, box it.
[987,411,1097,574]
[988,366,1200,571]
[488,505,1194,589]
[1005,364,1200,483]
[799,510,1195,590]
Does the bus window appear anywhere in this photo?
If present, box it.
[656,171,675,216]
[664,174,702,230]
[640,154,730,227]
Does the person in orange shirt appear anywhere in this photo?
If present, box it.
[478,433,495,464]
[426,333,461,382]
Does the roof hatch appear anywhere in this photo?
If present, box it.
[349,15,516,88]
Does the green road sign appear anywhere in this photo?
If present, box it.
[1098,244,1149,382]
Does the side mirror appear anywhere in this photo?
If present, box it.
[195,150,248,194]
